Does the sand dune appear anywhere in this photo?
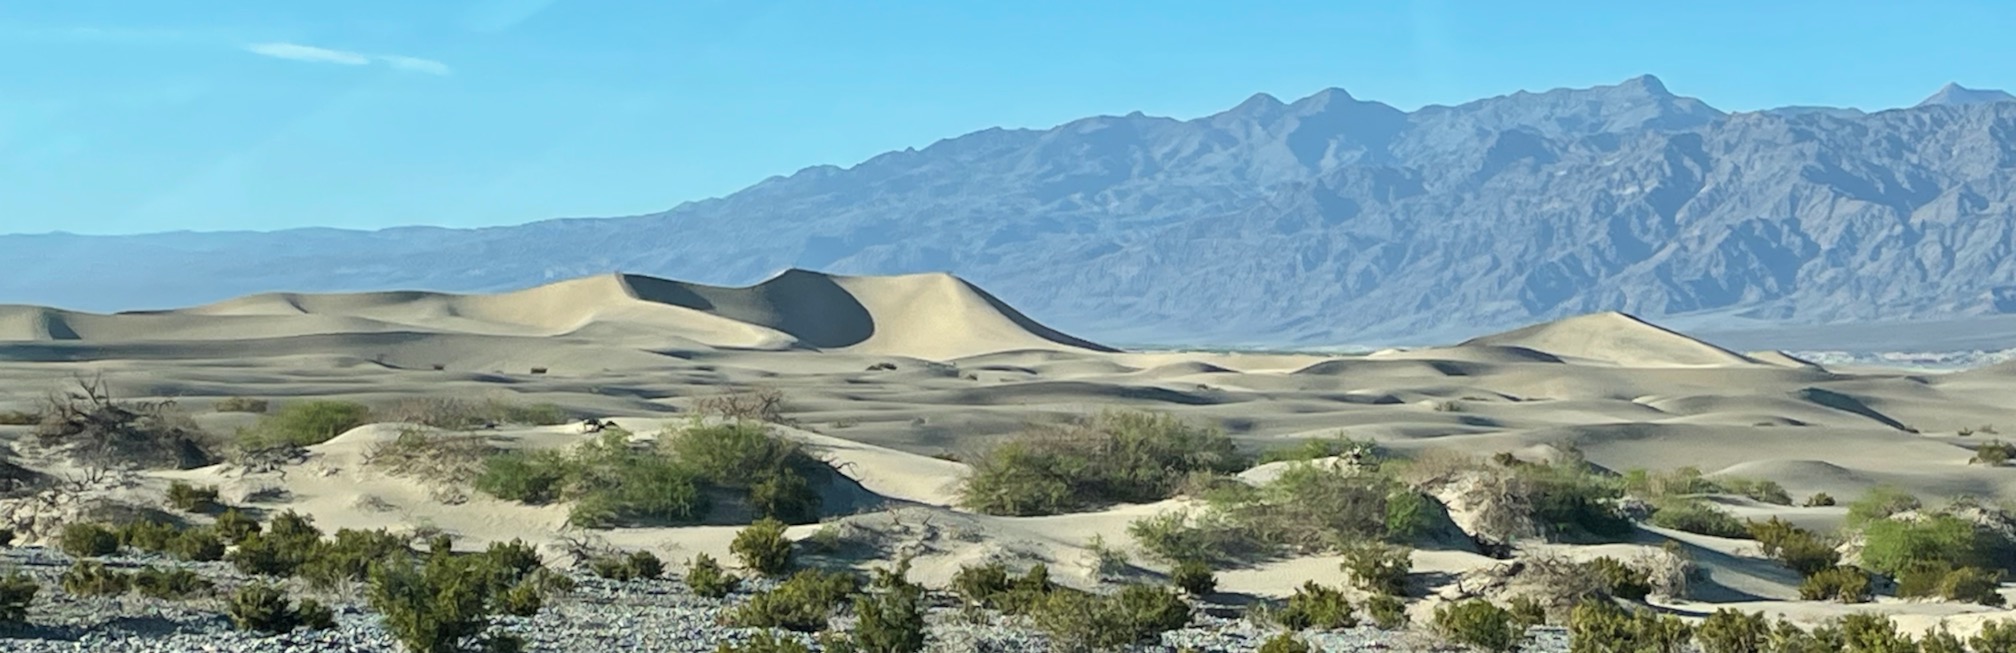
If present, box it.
[7,273,2016,638]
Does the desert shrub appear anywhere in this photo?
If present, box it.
[164,481,221,513]
[59,521,120,558]
[133,566,212,600]
[1973,440,2016,466]
[33,376,214,469]
[1720,478,1793,505]
[1127,509,1257,565]
[1697,609,1769,653]
[730,568,862,632]
[0,572,35,624]
[1798,567,1873,603]
[1256,633,1312,653]
[229,583,333,633]
[1339,541,1411,596]
[1922,626,1966,653]
[167,528,226,562]
[227,512,324,578]
[1433,599,1518,652]
[380,397,570,430]
[1275,581,1355,630]
[1859,514,1990,576]
[1585,556,1652,602]
[959,410,1247,516]
[663,421,823,523]
[1567,600,1691,653]
[118,519,180,553]
[1838,613,1915,653]
[0,409,38,425]
[1258,435,1377,465]
[1747,517,1839,576]
[1505,595,1547,629]
[213,508,260,543]
[60,560,131,596]
[363,428,500,485]
[213,397,269,413]
[1804,492,1836,507]
[693,387,789,423]
[1508,459,1632,541]
[241,400,371,449]
[949,562,1060,616]
[1033,583,1190,652]
[369,553,517,653]
[588,550,665,582]
[1846,486,1921,526]
[300,528,415,589]
[1898,563,2006,605]
[847,574,927,653]
[473,449,573,503]
[1648,499,1750,538]
[686,553,740,598]
[1365,594,1408,629]
[476,433,711,528]
[1974,620,2016,652]
[1771,619,1845,653]
[1169,559,1216,596]
[732,518,795,577]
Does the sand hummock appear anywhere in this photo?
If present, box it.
[4,273,2016,640]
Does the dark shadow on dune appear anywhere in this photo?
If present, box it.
[1796,387,1913,431]
[1626,529,1780,604]
[624,271,878,349]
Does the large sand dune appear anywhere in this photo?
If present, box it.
[4,273,2016,638]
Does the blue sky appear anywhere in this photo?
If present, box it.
[1,0,2010,235]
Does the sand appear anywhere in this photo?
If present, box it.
[5,271,2016,637]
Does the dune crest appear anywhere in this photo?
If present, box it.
[1460,311,1760,367]
[0,270,1110,361]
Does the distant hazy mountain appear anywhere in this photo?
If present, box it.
[1916,83,2016,107]
[6,75,2016,347]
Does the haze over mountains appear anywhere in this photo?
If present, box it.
[8,74,2016,349]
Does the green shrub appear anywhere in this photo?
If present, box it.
[730,568,862,632]
[948,562,1058,616]
[228,583,332,633]
[0,572,35,624]
[1798,567,1872,603]
[1973,440,2016,465]
[300,528,415,589]
[1433,599,1518,652]
[474,433,713,528]
[588,550,665,582]
[380,397,570,430]
[118,519,180,553]
[1365,594,1408,629]
[1860,515,1990,576]
[59,522,120,558]
[133,566,212,600]
[1256,633,1312,653]
[731,518,794,577]
[1838,613,1915,653]
[1567,600,1690,653]
[959,410,1247,516]
[165,528,225,562]
[165,481,221,512]
[1846,486,1921,526]
[1897,564,2007,606]
[1648,499,1750,538]
[60,560,130,596]
[1922,626,1966,653]
[1032,584,1190,652]
[1720,478,1794,505]
[227,514,325,578]
[1339,542,1411,596]
[1974,620,2016,652]
[1511,460,1632,541]
[1586,557,1652,602]
[473,449,574,503]
[847,578,927,653]
[1697,609,1769,653]
[213,508,261,544]
[1804,492,1836,507]
[716,633,809,653]
[369,554,513,653]
[1747,517,1839,576]
[241,400,372,449]
[1258,435,1376,465]
[1169,559,1216,596]
[686,553,740,598]
[663,421,823,523]
[1276,581,1355,630]
[1506,595,1547,629]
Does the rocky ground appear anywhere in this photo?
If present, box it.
[0,546,1564,653]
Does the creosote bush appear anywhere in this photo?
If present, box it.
[589,550,665,582]
[239,400,372,450]
[1567,600,1690,653]
[662,421,823,523]
[59,522,120,558]
[1257,633,1312,653]
[1798,567,1873,603]
[731,518,795,577]
[730,568,863,632]
[1972,440,2016,466]
[1804,492,1836,507]
[1846,486,1922,526]
[165,481,221,513]
[1747,517,1839,577]
[1169,559,1216,596]
[229,583,334,634]
[960,410,1247,516]
[1339,542,1411,596]
[1859,513,1995,578]
[61,560,131,596]
[1365,594,1409,630]
[213,508,261,544]
[845,562,927,653]
[686,553,740,598]
[133,566,212,600]
[1696,609,1769,653]
[1647,499,1750,539]
[1130,463,1435,565]
[379,397,571,430]
[949,562,1059,616]
[0,572,35,624]
[1433,599,1518,652]
[1032,583,1191,652]
[1275,581,1355,630]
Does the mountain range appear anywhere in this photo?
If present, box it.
[7,75,2016,348]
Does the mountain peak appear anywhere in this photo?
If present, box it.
[1916,82,2016,108]
[1615,74,1672,96]
[1289,87,1358,111]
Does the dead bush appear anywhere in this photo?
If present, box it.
[693,388,790,424]
[34,375,214,470]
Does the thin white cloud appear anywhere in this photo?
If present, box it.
[244,41,450,75]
